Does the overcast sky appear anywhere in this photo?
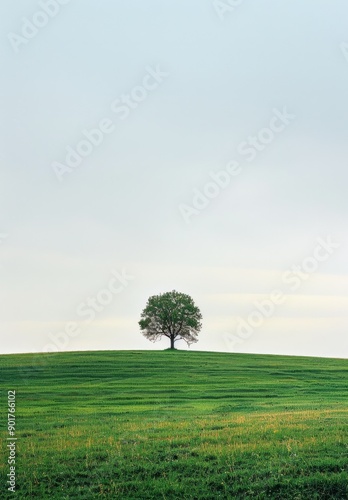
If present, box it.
[1,0,348,358]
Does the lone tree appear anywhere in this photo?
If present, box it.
[139,290,202,349]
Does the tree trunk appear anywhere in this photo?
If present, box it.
[170,336,175,349]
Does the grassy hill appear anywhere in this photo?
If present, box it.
[1,350,347,499]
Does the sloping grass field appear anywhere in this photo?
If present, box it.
[0,350,347,499]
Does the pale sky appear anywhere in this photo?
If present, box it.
[1,0,348,357]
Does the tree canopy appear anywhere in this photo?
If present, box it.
[139,290,202,349]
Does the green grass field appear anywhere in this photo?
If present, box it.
[1,350,347,499]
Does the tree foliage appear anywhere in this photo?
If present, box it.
[139,290,202,349]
